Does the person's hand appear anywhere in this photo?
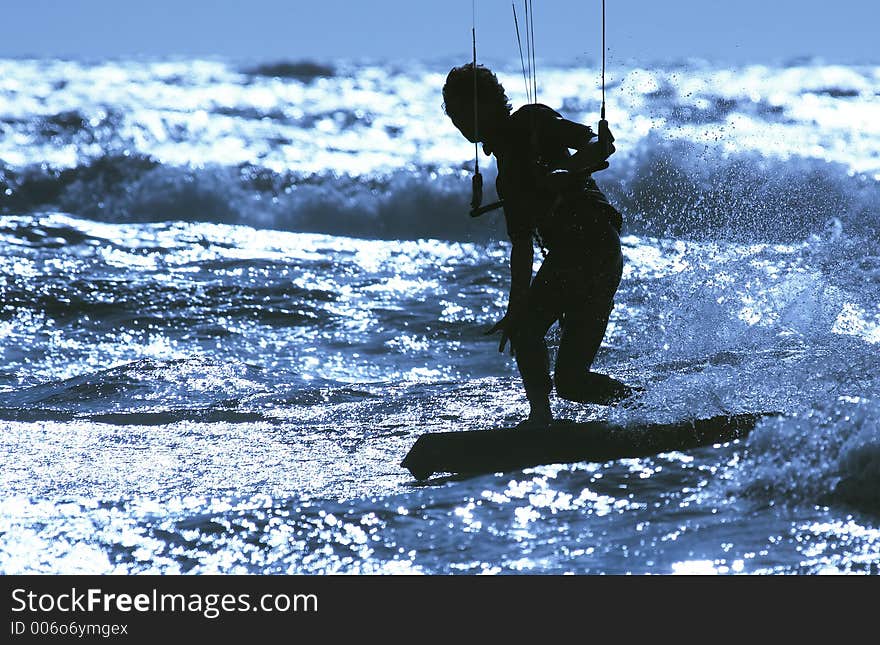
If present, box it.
[598,119,615,158]
[486,307,521,355]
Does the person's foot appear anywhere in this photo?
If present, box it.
[557,372,642,406]
[514,403,553,430]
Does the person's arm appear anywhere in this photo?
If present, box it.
[545,116,615,173]
[488,233,533,354]
[508,235,533,310]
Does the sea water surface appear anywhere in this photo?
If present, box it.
[1,57,879,574]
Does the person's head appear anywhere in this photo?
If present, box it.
[442,63,511,144]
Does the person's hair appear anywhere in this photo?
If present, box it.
[442,63,511,117]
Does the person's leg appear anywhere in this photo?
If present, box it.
[554,297,632,404]
[553,231,630,405]
[511,254,562,424]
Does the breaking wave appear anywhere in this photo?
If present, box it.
[2,143,877,244]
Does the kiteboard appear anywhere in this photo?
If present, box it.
[401,412,774,481]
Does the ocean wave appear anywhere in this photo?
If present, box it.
[0,254,339,328]
[0,356,386,425]
[2,145,877,244]
[0,357,266,412]
[242,60,336,81]
[603,135,880,243]
[735,398,880,511]
[1,155,502,241]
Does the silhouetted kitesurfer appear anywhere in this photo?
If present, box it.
[443,64,633,427]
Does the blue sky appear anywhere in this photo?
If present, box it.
[2,0,877,64]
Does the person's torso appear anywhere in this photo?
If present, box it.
[494,104,617,252]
